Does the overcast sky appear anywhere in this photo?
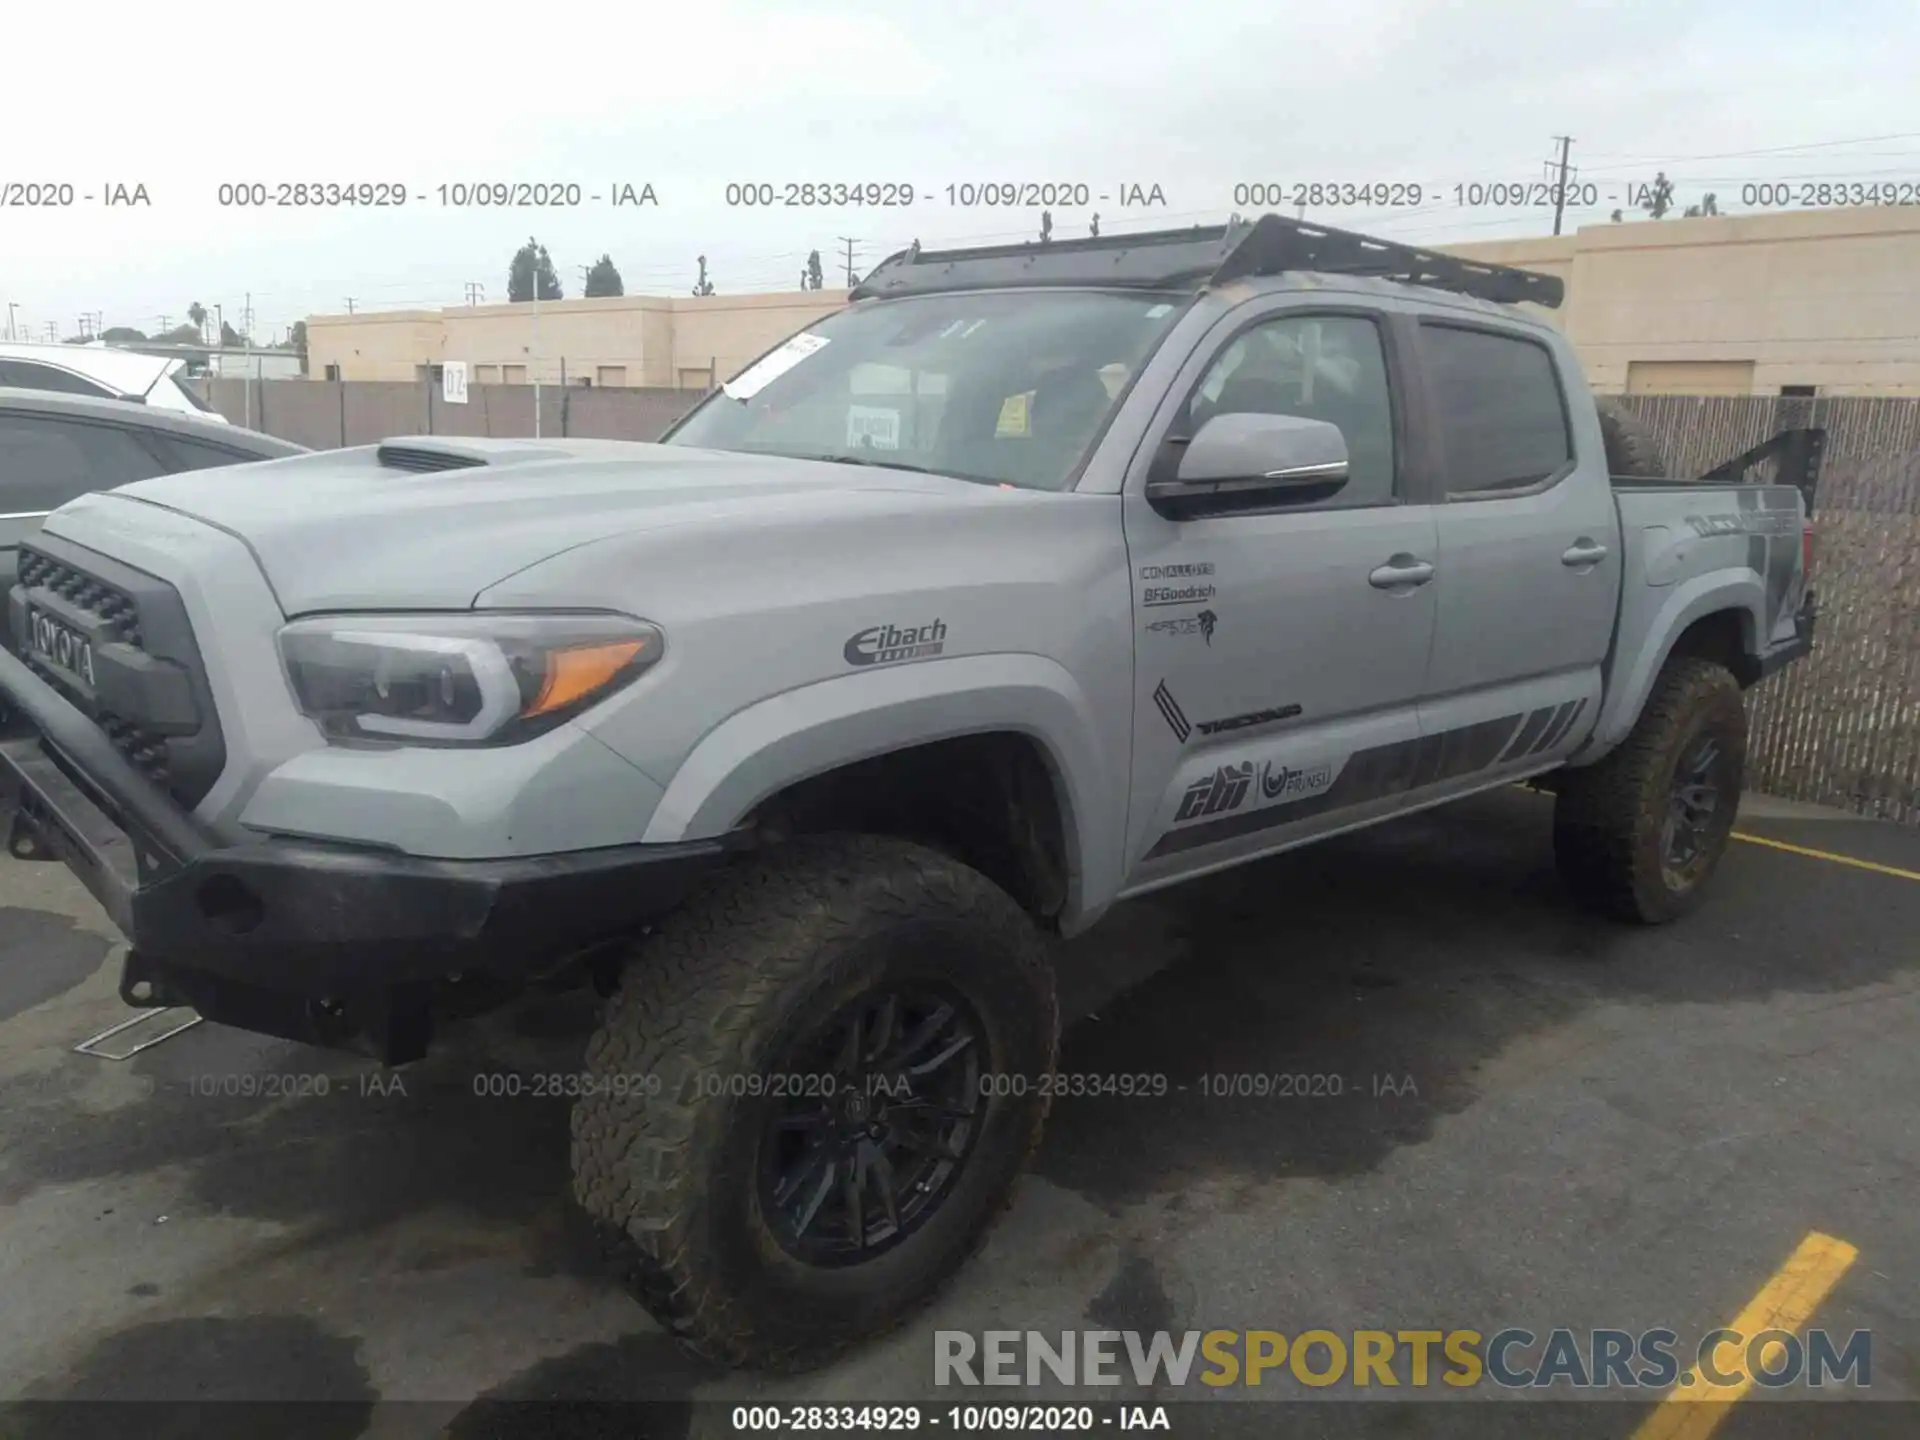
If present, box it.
[6,0,1919,343]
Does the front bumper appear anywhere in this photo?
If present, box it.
[0,644,730,1062]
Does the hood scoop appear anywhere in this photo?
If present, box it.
[375,442,490,473]
[371,437,595,473]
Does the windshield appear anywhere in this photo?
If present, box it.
[167,365,217,413]
[662,290,1186,491]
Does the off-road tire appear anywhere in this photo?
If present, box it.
[570,834,1059,1371]
[1596,398,1670,479]
[1553,657,1747,923]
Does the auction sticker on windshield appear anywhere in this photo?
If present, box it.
[847,405,901,449]
[723,332,831,400]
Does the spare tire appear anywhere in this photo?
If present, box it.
[1596,398,1669,479]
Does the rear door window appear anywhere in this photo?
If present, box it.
[0,414,169,512]
[0,360,121,400]
[1420,323,1573,495]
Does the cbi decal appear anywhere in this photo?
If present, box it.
[1174,763,1252,822]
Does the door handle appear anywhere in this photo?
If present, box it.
[1369,556,1435,589]
[1562,539,1610,566]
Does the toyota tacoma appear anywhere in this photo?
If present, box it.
[0,215,1820,1370]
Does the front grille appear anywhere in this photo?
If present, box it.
[16,538,226,808]
[17,550,144,648]
[16,550,171,788]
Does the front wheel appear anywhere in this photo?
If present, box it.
[1553,657,1747,923]
[570,834,1058,1371]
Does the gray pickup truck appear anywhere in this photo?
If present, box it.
[0,216,1818,1371]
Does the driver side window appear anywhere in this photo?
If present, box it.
[1183,314,1398,508]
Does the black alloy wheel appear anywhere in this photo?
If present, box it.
[759,986,985,1266]
[1661,732,1733,886]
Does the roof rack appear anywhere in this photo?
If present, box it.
[850,212,1565,310]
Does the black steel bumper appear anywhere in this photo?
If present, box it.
[1758,596,1818,678]
[0,644,730,1062]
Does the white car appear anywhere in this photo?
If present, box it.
[0,341,229,422]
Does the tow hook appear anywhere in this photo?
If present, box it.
[8,804,55,862]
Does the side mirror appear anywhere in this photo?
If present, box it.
[1146,412,1350,519]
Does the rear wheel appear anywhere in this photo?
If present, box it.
[570,834,1058,1371]
[1553,656,1747,923]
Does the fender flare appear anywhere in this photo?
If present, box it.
[1575,573,1764,761]
[639,653,1124,928]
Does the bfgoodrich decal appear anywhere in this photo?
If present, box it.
[1142,582,1216,608]
[844,620,947,667]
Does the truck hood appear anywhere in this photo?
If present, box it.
[78,439,982,613]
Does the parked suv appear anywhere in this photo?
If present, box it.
[0,217,1817,1371]
[0,389,301,599]
[0,342,229,421]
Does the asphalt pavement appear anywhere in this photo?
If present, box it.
[0,785,1914,1439]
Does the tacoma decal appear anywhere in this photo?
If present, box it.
[844,619,947,667]
[1684,511,1798,537]
[1196,701,1300,737]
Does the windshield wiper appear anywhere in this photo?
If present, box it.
[803,452,946,476]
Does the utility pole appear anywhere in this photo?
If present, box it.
[5,302,17,342]
[157,314,170,336]
[43,322,56,342]
[242,292,255,428]
[464,282,485,305]
[1547,135,1575,236]
[345,297,356,315]
[838,236,860,288]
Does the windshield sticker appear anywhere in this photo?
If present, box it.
[996,392,1032,437]
[722,333,831,400]
[847,406,901,450]
[1145,303,1174,318]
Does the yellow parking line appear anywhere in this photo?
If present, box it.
[1732,832,1920,883]
[1631,1231,1859,1440]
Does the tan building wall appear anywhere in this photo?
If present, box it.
[1442,207,1920,396]
[308,208,1920,397]
[308,290,850,388]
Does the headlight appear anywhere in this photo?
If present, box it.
[278,612,664,746]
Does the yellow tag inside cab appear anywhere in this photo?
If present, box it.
[996,391,1032,437]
